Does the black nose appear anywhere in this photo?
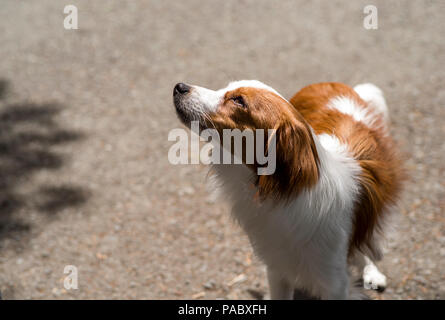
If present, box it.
[174,83,191,95]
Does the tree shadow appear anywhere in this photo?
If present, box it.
[0,79,90,252]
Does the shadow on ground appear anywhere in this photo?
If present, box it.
[0,79,90,252]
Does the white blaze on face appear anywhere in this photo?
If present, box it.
[223,80,285,100]
[186,80,286,115]
[187,85,224,113]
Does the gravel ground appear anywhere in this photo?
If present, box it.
[0,0,443,300]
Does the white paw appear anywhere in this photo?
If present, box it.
[363,266,387,292]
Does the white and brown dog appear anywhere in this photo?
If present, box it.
[173,80,404,299]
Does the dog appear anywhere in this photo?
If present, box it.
[173,80,403,299]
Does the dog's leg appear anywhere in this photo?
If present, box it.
[310,241,351,299]
[321,267,350,300]
[353,252,387,291]
[267,268,294,300]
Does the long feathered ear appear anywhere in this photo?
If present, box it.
[255,117,319,202]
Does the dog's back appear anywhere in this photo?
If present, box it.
[290,82,404,259]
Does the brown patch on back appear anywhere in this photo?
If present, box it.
[290,83,405,257]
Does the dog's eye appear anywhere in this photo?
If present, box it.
[231,96,246,108]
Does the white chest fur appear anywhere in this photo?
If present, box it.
[210,133,362,293]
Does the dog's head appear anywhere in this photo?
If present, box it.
[173,80,319,200]
[173,80,292,132]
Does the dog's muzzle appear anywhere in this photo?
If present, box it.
[173,82,193,125]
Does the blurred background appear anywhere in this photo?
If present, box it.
[0,0,443,299]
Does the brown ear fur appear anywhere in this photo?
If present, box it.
[255,116,319,201]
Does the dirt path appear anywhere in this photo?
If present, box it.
[0,0,443,299]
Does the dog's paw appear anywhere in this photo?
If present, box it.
[363,266,387,292]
